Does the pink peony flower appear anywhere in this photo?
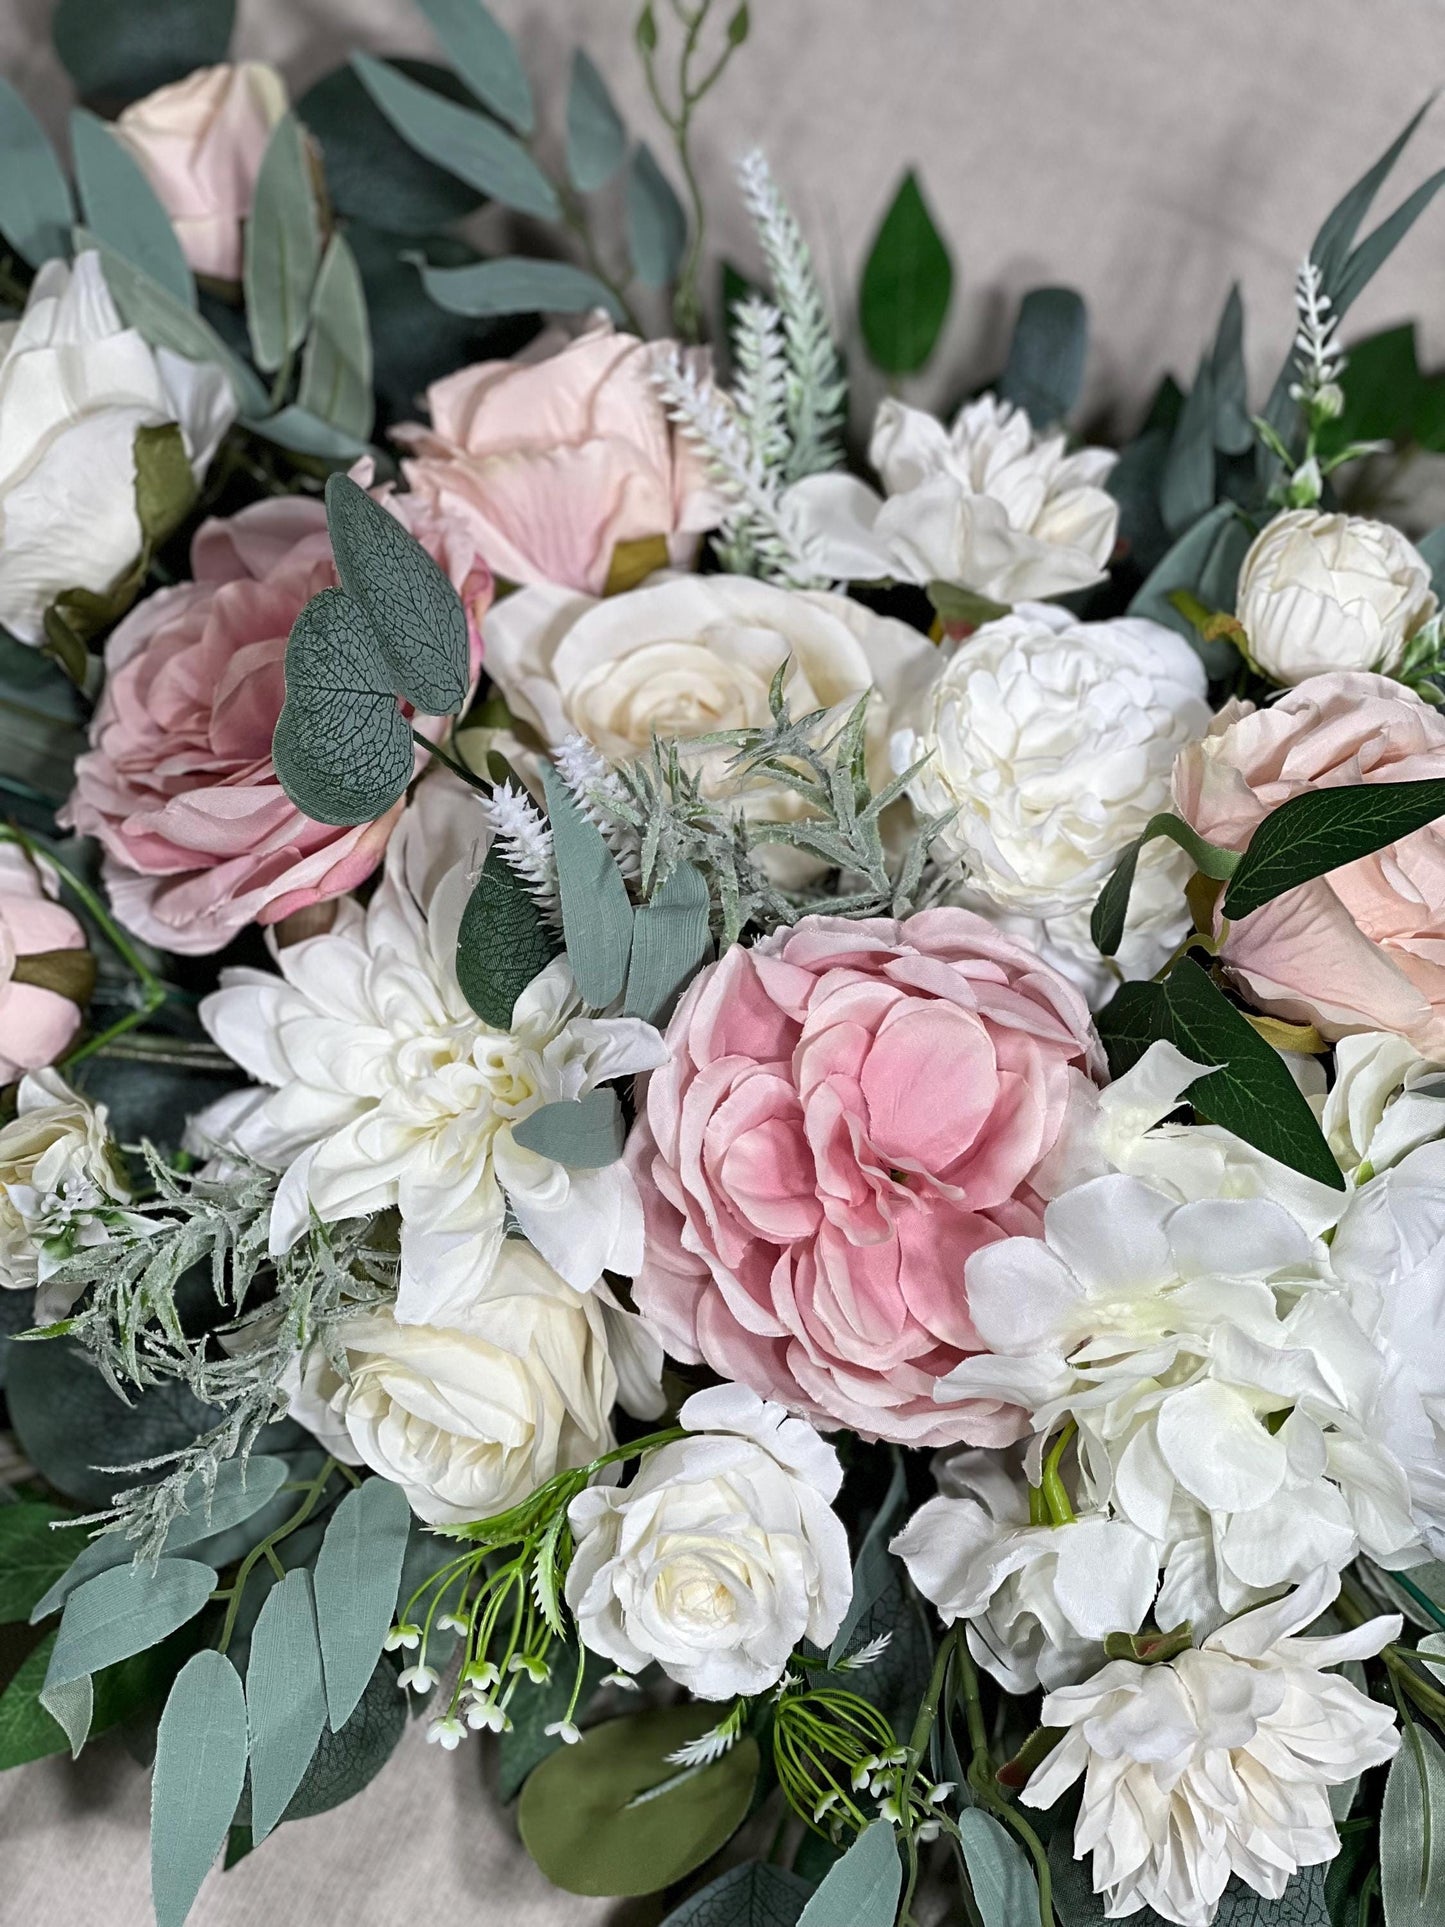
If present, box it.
[627,911,1102,1445]
[113,63,288,283]
[395,321,721,595]
[1173,671,1445,1054]
[62,475,491,956]
[0,843,90,1084]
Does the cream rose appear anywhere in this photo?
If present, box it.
[1237,509,1437,685]
[287,1241,664,1526]
[565,1382,851,1699]
[0,1070,128,1302]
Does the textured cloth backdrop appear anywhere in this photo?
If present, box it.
[3,2,1445,1922]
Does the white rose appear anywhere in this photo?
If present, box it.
[0,253,234,646]
[0,1069,128,1304]
[565,1382,851,1699]
[1237,508,1437,685]
[288,1240,664,1526]
[1319,1030,1445,1178]
[895,605,1210,981]
[782,394,1119,602]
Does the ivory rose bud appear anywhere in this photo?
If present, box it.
[627,909,1102,1445]
[0,253,234,647]
[0,1070,127,1299]
[1172,672,1445,1053]
[395,321,722,594]
[1237,508,1436,685]
[0,844,91,1083]
[114,64,288,282]
[566,1383,851,1699]
[62,475,491,956]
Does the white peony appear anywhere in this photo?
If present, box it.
[197,776,667,1322]
[0,1069,128,1310]
[782,394,1119,602]
[1236,508,1437,685]
[1022,1570,1400,1927]
[0,253,234,645]
[287,1238,663,1526]
[565,1382,852,1699]
[1319,1030,1445,1179]
[891,1448,1158,1693]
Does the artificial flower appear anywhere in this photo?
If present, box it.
[565,1382,851,1698]
[627,908,1102,1445]
[1317,1030,1445,1178]
[0,253,233,647]
[1236,508,1437,685]
[0,842,90,1083]
[0,1070,128,1303]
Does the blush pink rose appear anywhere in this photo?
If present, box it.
[62,474,491,956]
[1173,671,1445,1053]
[395,321,722,595]
[627,910,1103,1445]
[114,63,288,282]
[0,844,91,1084]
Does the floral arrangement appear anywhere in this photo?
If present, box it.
[7,6,1445,1927]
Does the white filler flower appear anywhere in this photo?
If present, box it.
[198,776,667,1322]
[783,394,1119,602]
[0,253,234,644]
[565,1382,852,1699]
[1237,508,1437,685]
[1022,1570,1400,1927]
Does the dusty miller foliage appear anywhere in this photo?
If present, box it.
[46,1147,395,1556]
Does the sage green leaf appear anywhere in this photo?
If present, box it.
[246,1569,327,1841]
[313,1476,412,1730]
[543,765,634,1008]
[413,0,534,134]
[71,110,194,308]
[1312,96,1435,295]
[89,239,269,416]
[412,253,624,323]
[1211,284,1252,455]
[1160,352,1216,537]
[1090,812,1239,958]
[0,76,73,267]
[244,111,322,373]
[456,844,558,1029]
[624,860,711,1021]
[324,473,469,715]
[53,0,235,104]
[1214,1866,1328,1924]
[1127,500,1252,676]
[956,1810,1039,1927]
[297,233,374,443]
[297,61,484,236]
[511,1089,624,1168]
[272,588,414,828]
[0,1502,86,1624]
[1047,1819,1172,1924]
[859,171,952,375]
[1381,1723,1445,1927]
[797,1820,899,1927]
[828,1447,906,1666]
[661,1862,812,1927]
[1224,780,1445,921]
[272,1657,404,1822]
[243,405,367,462]
[999,286,1087,428]
[626,142,687,288]
[350,55,557,220]
[32,1457,289,1624]
[567,50,626,192]
[518,1704,759,1897]
[151,1651,249,1927]
[133,422,197,549]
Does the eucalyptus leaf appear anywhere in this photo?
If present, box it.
[71,110,194,308]
[151,1651,249,1927]
[413,0,533,134]
[956,1809,1040,1927]
[272,1656,405,1822]
[661,1862,813,1927]
[244,405,367,462]
[1160,353,1216,537]
[859,171,952,375]
[0,1624,197,1771]
[455,843,558,1029]
[313,1476,412,1731]
[624,860,711,1021]
[626,142,688,288]
[53,0,235,104]
[412,254,624,324]
[511,1090,625,1168]
[1380,1723,1445,1927]
[543,765,634,1009]
[297,60,484,235]
[244,111,322,372]
[999,286,1087,428]
[0,77,73,267]
[567,50,626,192]
[297,233,374,443]
[246,1569,328,1841]
[1210,284,1252,455]
[1224,780,1445,921]
[797,1819,899,1927]
[1127,501,1253,676]
[90,240,269,415]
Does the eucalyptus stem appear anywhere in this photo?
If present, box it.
[216,1456,342,1652]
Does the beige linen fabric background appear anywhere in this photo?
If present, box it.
[4,1,1445,1921]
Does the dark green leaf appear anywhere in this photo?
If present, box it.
[297,61,484,235]
[151,1652,249,1927]
[1224,781,1445,921]
[0,1504,85,1624]
[272,587,415,828]
[1317,322,1421,457]
[1047,1820,1170,1924]
[624,860,712,1021]
[246,1569,327,1841]
[276,1656,405,1821]
[999,286,1087,428]
[1090,813,1239,958]
[859,170,952,375]
[1380,1722,1445,1927]
[1094,977,1166,1081]
[411,254,624,324]
[0,1623,194,1770]
[1335,164,1445,320]
[455,843,558,1029]
[90,239,269,415]
[1210,284,1252,455]
[566,50,626,192]
[0,77,73,266]
[828,1448,906,1666]
[324,474,469,715]
[1312,96,1436,293]
[1160,353,1216,536]
[512,1090,625,1167]
[797,1820,899,1927]
[1127,501,1252,677]
[350,54,557,221]
[497,1645,605,1800]
[313,1476,411,1731]
[543,765,634,1009]
[297,234,374,443]
[414,0,533,134]
[53,0,235,104]
[71,109,194,308]
[661,1862,813,1927]
[626,142,687,288]
[244,112,322,372]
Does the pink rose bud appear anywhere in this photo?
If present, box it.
[0,844,92,1083]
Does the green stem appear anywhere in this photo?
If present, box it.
[954,1637,1054,1927]
[897,1627,960,1925]
[1041,1423,1077,1526]
[558,190,644,335]
[217,1457,341,1652]
[410,727,491,797]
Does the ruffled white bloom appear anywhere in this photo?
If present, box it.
[938,1173,1421,1627]
[0,253,234,645]
[287,1238,663,1525]
[1022,1571,1401,1927]
[891,1448,1158,1692]
[782,394,1118,602]
[1237,508,1437,685]
[1319,1030,1445,1178]
[565,1382,851,1699]
[197,777,666,1320]
[0,1070,129,1311]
